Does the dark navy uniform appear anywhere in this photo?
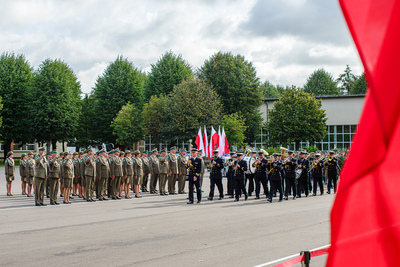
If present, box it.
[208,156,224,200]
[311,157,324,195]
[188,157,202,203]
[284,157,297,199]
[253,156,268,199]
[234,158,248,201]
[267,160,283,202]
[326,156,338,194]
[297,157,310,197]
[226,156,235,196]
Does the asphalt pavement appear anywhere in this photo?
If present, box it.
[0,167,333,266]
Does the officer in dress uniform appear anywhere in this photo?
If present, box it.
[84,148,96,202]
[45,152,52,198]
[5,151,15,196]
[178,149,188,194]
[187,148,202,204]
[35,147,48,206]
[20,153,28,195]
[267,153,284,202]
[123,150,134,198]
[226,152,236,197]
[158,149,169,195]
[134,150,143,198]
[284,151,297,200]
[168,147,179,195]
[326,151,339,194]
[149,149,160,194]
[110,149,123,200]
[96,149,110,201]
[141,151,150,192]
[311,153,324,196]
[62,152,74,204]
[48,151,61,205]
[234,153,248,201]
[208,150,224,200]
[297,151,310,198]
[79,151,85,199]
[253,151,268,199]
[72,152,80,197]
[26,152,36,197]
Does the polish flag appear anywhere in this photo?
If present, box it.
[217,126,224,157]
[204,126,209,160]
[209,126,218,159]
[222,127,230,155]
[194,127,204,151]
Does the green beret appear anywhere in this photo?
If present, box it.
[125,150,131,154]
[46,152,51,156]
[7,151,13,156]
[64,151,70,155]
[120,151,125,155]
[181,149,187,153]
[114,149,120,153]
[60,152,64,156]
[38,147,46,151]
[160,149,166,153]
[198,149,203,153]
[51,150,58,155]
[73,152,78,155]
[142,151,147,154]
[21,153,27,157]
[151,149,157,153]
[134,150,140,154]
[170,147,176,151]
[28,152,34,155]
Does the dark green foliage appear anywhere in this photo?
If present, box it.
[267,86,327,149]
[92,55,145,144]
[142,94,168,145]
[304,68,340,96]
[143,51,192,102]
[222,113,247,148]
[261,80,281,98]
[74,93,96,148]
[30,58,81,148]
[111,102,143,148]
[350,72,368,94]
[198,51,263,142]
[336,65,357,95]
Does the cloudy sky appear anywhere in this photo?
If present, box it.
[0,0,363,94]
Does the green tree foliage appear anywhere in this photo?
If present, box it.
[198,51,263,142]
[143,51,192,102]
[222,113,247,148]
[0,52,33,156]
[142,94,168,145]
[276,85,286,95]
[163,79,223,142]
[261,80,281,98]
[74,93,96,148]
[336,65,357,95]
[92,55,145,144]
[111,102,143,149]
[350,72,368,94]
[267,86,327,149]
[304,68,340,96]
[30,58,81,149]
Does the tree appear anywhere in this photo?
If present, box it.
[198,51,263,142]
[142,94,168,145]
[0,52,33,157]
[74,93,96,148]
[350,72,368,94]
[111,102,143,149]
[143,51,192,101]
[163,78,223,142]
[336,65,357,95]
[261,80,281,98]
[30,58,81,150]
[304,68,340,96]
[222,113,247,148]
[92,55,145,144]
[267,86,327,149]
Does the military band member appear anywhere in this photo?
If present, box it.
[20,153,28,195]
[267,153,283,202]
[187,149,202,204]
[159,150,169,195]
[48,151,61,205]
[79,151,85,199]
[296,151,310,198]
[284,151,297,200]
[123,150,134,198]
[234,153,248,201]
[246,151,257,196]
[149,149,159,194]
[96,149,110,201]
[141,151,150,192]
[72,152,80,197]
[226,152,236,197]
[198,149,205,188]
[178,149,188,194]
[311,153,324,196]
[5,151,15,196]
[133,150,143,198]
[110,149,123,200]
[208,150,224,200]
[27,152,35,197]
[167,147,179,195]
[84,148,96,202]
[35,147,48,206]
[253,151,268,199]
[326,151,339,194]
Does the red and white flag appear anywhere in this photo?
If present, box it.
[217,126,224,157]
[222,127,230,155]
[328,1,400,266]
[194,127,204,151]
[204,126,209,160]
[209,126,218,159]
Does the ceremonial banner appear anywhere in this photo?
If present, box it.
[195,127,204,151]
[328,1,400,266]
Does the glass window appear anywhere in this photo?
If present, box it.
[323,135,328,142]
[323,143,328,151]
[344,143,350,149]
[329,126,335,133]
[336,143,343,150]
[337,125,343,133]
[351,125,356,133]
[337,134,343,142]
[344,134,350,142]
[344,125,350,133]
[329,134,335,142]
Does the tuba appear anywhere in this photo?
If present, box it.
[260,148,269,157]
[280,147,288,162]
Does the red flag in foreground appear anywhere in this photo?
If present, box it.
[209,126,218,158]
[328,0,400,266]
[222,127,230,155]
[195,127,204,151]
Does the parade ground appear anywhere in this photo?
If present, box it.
[0,167,333,266]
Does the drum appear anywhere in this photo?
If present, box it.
[295,169,303,179]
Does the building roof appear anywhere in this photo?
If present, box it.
[263,94,366,101]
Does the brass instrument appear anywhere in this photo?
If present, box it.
[280,147,288,161]
[260,148,269,157]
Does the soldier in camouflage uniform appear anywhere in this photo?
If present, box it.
[26,152,35,197]
[159,150,169,195]
[178,149,188,194]
[20,153,28,195]
[5,151,15,196]
[123,150,134,198]
[35,147,48,206]
[72,152,80,197]
[141,151,150,192]
[48,151,61,205]
[134,150,143,198]
[96,149,110,201]
[62,151,74,204]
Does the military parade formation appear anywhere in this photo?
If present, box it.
[3,146,346,206]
